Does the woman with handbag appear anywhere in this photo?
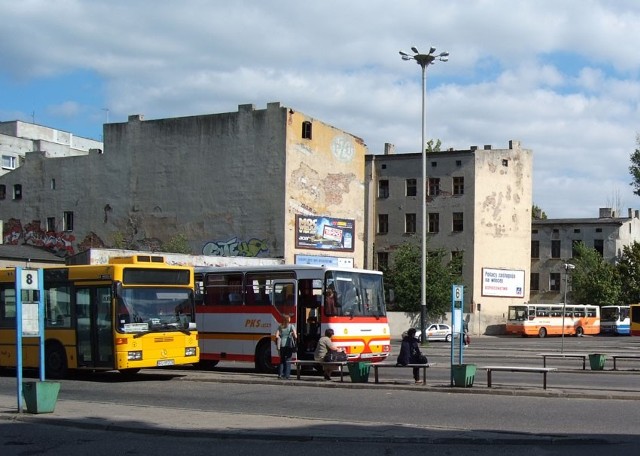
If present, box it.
[275,315,297,379]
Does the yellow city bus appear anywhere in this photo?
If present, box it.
[506,303,600,338]
[630,304,640,336]
[0,255,199,378]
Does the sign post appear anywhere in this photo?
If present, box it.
[450,285,464,386]
[15,267,45,412]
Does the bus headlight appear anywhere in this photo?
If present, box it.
[127,350,143,361]
[185,347,197,357]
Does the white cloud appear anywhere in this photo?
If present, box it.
[1,0,640,218]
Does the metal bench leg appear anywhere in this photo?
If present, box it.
[296,363,301,380]
[339,365,344,382]
[543,372,547,390]
[613,358,617,371]
[487,370,492,388]
[374,367,379,384]
[422,366,426,385]
[543,357,546,368]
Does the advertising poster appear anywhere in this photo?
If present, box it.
[481,268,525,298]
[295,215,355,252]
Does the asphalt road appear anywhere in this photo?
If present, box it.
[1,335,639,455]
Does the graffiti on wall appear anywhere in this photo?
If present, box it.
[2,219,77,256]
[202,237,269,257]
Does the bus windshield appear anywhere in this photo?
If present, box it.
[117,287,194,333]
[601,307,620,322]
[325,271,386,317]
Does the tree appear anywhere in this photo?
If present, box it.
[569,242,621,305]
[426,139,442,152]
[532,204,547,220]
[384,242,464,319]
[629,134,640,196]
[616,242,640,304]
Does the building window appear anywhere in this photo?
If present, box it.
[63,211,74,231]
[428,178,440,196]
[530,273,539,291]
[532,229,538,234]
[571,240,581,258]
[502,159,509,167]
[453,176,464,195]
[549,272,561,292]
[595,228,602,233]
[0,185,5,200]
[377,214,388,234]
[377,252,389,271]
[51,179,56,190]
[428,213,439,233]
[551,240,561,258]
[405,213,416,233]
[2,155,17,170]
[46,217,56,232]
[378,180,389,198]
[406,179,417,197]
[302,121,312,139]
[456,160,462,166]
[431,161,437,167]
[452,212,464,232]
[13,184,22,200]
[531,240,539,259]
[594,239,604,256]
[573,229,581,233]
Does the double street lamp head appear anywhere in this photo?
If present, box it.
[399,46,449,68]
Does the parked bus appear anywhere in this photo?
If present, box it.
[600,305,630,336]
[506,304,600,338]
[194,264,391,372]
[631,304,640,336]
[0,255,199,378]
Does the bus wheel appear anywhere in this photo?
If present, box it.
[538,327,547,338]
[45,342,68,379]
[196,360,219,370]
[575,326,584,337]
[255,340,277,374]
[118,368,141,376]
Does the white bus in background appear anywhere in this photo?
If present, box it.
[600,305,630,336]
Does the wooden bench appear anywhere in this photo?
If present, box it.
[293,359,349,382]
[539,352,589,370]
[482,366,557,390]
[371,361,436,385]
[610,354,640,371]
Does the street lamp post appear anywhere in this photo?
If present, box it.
[561,263,575,353]
[400,46,449,344]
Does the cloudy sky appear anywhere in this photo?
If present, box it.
[1,0,639,218]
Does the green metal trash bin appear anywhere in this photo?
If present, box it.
[452,364,476,387]
[589,353,606,371]
[348,362,371,383]
[22,381,60,414]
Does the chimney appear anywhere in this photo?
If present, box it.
[629,208,633,218]
[384,143,395,155]
[599,208,614,218]
[484,145,492,150]
[128,114,144,122]
[470,146,478,151]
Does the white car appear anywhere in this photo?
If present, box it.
[414,324,452,342]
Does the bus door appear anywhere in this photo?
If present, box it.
[272,281,297,321]
[75,286,114,368]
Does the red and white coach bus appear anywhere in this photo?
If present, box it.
[194,264,391,372]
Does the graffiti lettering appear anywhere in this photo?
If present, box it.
[202,237,269,257]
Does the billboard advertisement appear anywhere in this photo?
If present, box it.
[295,215,355,252]
[481,268,525,298]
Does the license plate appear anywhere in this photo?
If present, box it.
[157,359,175,367]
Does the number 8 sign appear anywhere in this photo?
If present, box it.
[21,269,39,290]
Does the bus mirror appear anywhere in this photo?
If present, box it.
[188,322,197,331]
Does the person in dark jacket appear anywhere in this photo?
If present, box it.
[397,328,423,384]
